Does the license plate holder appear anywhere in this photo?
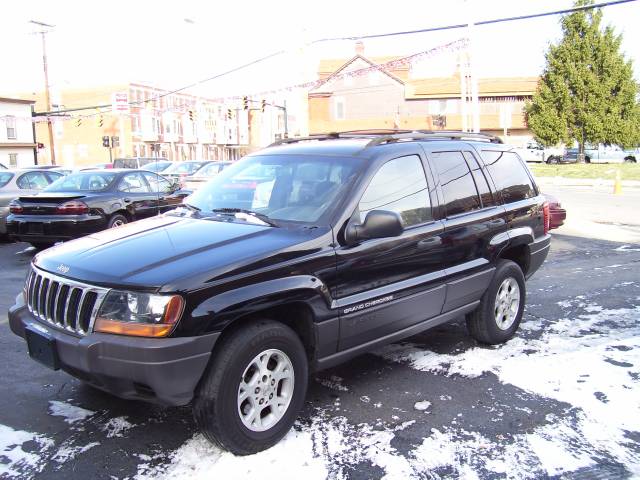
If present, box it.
[27,223,44,235]
[25,326,60,370]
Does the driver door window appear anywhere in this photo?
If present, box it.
[358,155,431,226]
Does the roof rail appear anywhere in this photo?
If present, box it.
[366,131,504,147]
[267,130,504,148]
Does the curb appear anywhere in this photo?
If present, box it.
[535,176,640,188]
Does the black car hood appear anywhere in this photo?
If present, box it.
[34,215,325,291]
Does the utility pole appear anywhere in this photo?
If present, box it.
[30,20,56,165]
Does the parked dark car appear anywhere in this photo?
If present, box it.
[6,169,188,249]
[545,193,566,229]
[8,131,550,455]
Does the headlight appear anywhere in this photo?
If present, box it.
[94,290,184,337]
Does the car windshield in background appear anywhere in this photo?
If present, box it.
[165,162,204,174]
[0,172,14,188]
[44,172,117,192]
[144,161,172,172]
[186,155,361,223]
[195,163,224,176]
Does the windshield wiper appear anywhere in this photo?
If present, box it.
[211,208,279,227]
[179,203,202,217]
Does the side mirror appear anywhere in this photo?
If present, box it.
[345,210,404,245]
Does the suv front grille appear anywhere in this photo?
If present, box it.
[25,267,108,335]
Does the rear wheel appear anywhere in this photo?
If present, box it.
[466,259,525,345]
[108,214,128,228]
[546,156,558,164]
[193,320,308,455]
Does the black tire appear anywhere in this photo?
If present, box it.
[466,259,526,345]
[29,241,55,250]
[193,320,308,455]
[108,214,128,228]
[624,157,636,163]
[546,156,558,164]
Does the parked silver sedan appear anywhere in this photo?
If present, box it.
[0,169,63,239]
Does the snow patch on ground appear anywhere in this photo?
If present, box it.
[413,401,431,412]
[52,441,100,464]
[101,417,134,438]
[315,375,349,392]
[379,304,640,475]
[0,424,54,479]
[48,401,95,424]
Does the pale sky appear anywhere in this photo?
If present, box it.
[1,0,639,103]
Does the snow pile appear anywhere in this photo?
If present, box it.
[52,442,100,464]
[48,401,95,424]
[315,374,349,392]
[0,424,53,478]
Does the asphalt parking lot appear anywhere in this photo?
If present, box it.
[1,186,639,479]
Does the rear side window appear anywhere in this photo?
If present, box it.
[482,151,536,203]
[431,151,481,216]
[359,155,431,227]
[463,151,495,208]
[16,172,50,190]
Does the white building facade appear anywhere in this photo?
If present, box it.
[0,97,37,168]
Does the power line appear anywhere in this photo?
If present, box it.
[34,0,637,117]
[313,0,637,41]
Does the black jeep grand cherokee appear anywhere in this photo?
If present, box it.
[9,131,551,455]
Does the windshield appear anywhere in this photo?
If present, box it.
[44,172,118,192]
[195,163,224,177]
[0,172,14,188]
[186,154,361,223]
[144,161,172,172]
[164,162,204,174]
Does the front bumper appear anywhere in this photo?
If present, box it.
[9,295,219,406]
[7,214,107,243]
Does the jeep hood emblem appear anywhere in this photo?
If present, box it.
[57,264,70,274]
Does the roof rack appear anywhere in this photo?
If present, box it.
[267,130,503,148]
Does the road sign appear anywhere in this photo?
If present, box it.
[111,92,130,114]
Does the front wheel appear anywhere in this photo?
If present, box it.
[624,157,636,163]
[193,320,308,455]
[466,259,526,345]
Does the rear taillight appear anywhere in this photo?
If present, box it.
[543,201,550,235]
[105,163,114,169]
[56,200,89,215]
[9,200,23,214]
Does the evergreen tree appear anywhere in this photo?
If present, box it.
[525,0,640,160]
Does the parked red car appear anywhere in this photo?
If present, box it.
[545,193,566,230]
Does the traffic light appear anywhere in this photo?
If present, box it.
[102,136,110,148]
[227,109,232,120]
[261,99,267,112]
[243,96,249,110]
[98,115,104,128]
[188,110,194,121]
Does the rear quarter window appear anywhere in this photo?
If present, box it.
[0,172,14,188]
[481,150,536,203]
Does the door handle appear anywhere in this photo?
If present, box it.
[488,219,504,226]
[123,198,131,203]
[417,237,441,250]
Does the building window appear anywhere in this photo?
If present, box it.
[8,153,18,167]
[334,97,345,120]
[6,117,16,139]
